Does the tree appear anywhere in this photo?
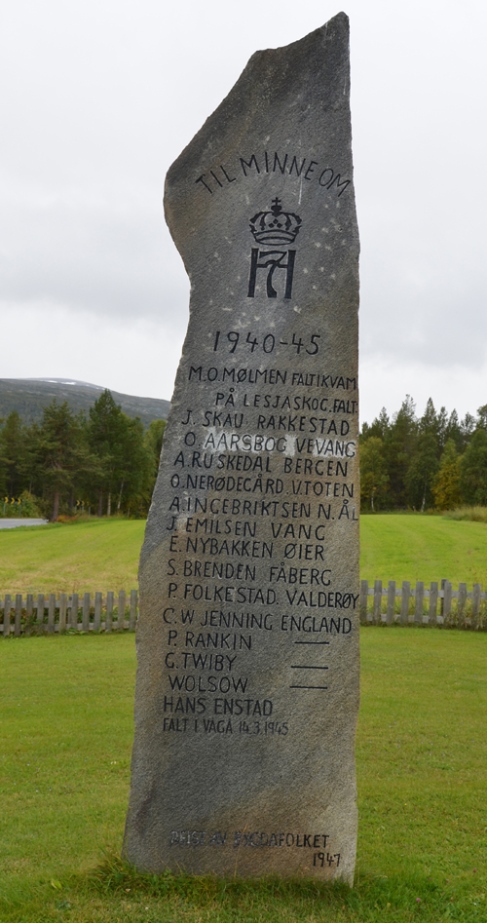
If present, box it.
[460,428,487,505]
[361,407,390,442]
[87,390,154,516]
[405,433,439,510]
[145,420,166,477]
[460,412,476,444]
[0,412,27,497]
[432,439,462,510]
[87,390,129,516]
[34,401,94,520]
[360,437,389,511]
[476,404,487,430]
[114,416,153,516]
[384,395,418,508]
[443,409,464,453]
[436,405,449,454]
[418,398,439,440]
[405,399,441,510]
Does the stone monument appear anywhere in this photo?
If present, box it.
[124,12,360,883]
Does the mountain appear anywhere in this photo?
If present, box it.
[0,379,170,427]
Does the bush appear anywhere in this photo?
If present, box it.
[444,505,487,523]
[1,490,43,518]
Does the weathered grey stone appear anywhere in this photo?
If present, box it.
[124,12,360,883]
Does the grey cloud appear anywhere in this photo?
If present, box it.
[1,0,487,416]
[1,196,188,328]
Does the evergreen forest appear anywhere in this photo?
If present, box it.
[360,395,487,512]
[0,390,165,521]
[1,390,487,520]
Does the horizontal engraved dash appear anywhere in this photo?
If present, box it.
[290,665,329,670]
[294,640,330,645]
[290,685,329,690]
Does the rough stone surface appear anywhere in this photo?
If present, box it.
[124,12,360,883]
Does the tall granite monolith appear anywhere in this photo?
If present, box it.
[124,12,360,883]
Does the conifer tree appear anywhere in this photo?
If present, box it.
[405,399,440,510]
[360,436,389,511]
[384,395,418,508]
[0,411,26,498]
[87,390,154,516]
[460,424,487,505]
[34,401,94,520]
[432,439,462,510]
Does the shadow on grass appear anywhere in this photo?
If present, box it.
[88,851,352,900]
[3,854,471,922]
[78,853,458,922]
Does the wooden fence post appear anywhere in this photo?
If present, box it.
[47,594,56,633]
[472,584,481,630]
[414,581,424,625]
[94,592,102,632]
[15,594,23,636]
[360,580,369,624]
[70,593,79,631]
[400,581,410,625]
[106,591,114,632]
[429,582,438,626]
[440,578,446,622]
[37,594,45,631]
[117,591,126,631]
[443,581,452,624]
[373,580,382,624]
[26,594,33,633]
[3,594,11,637]
[82,593,91,632]
[386,581,396,624]
[458,583,467,628]
[59,594,67,633]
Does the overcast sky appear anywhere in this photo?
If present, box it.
[1,0,486,426]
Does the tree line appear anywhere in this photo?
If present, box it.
[360,395,487,511]
[0,390,166,521]
[2,389,486,520]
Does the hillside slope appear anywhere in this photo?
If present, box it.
[0,378,170,426]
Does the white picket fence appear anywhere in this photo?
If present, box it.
[2,581,486,636]
[359,580,487,630]
[0,590,138,636]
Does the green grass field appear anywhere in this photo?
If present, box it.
[1,631,486,923]
[360,515,487,586]
[0,519,145,595]
[1,515,487,595]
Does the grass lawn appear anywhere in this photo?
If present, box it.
[1,630,486,922]
[360,515,487,586]
[1,514,487,596]
[0,519,145,595]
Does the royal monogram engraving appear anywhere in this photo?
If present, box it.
[247,198,302,299]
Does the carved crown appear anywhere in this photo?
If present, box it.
[249,198,302,246]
